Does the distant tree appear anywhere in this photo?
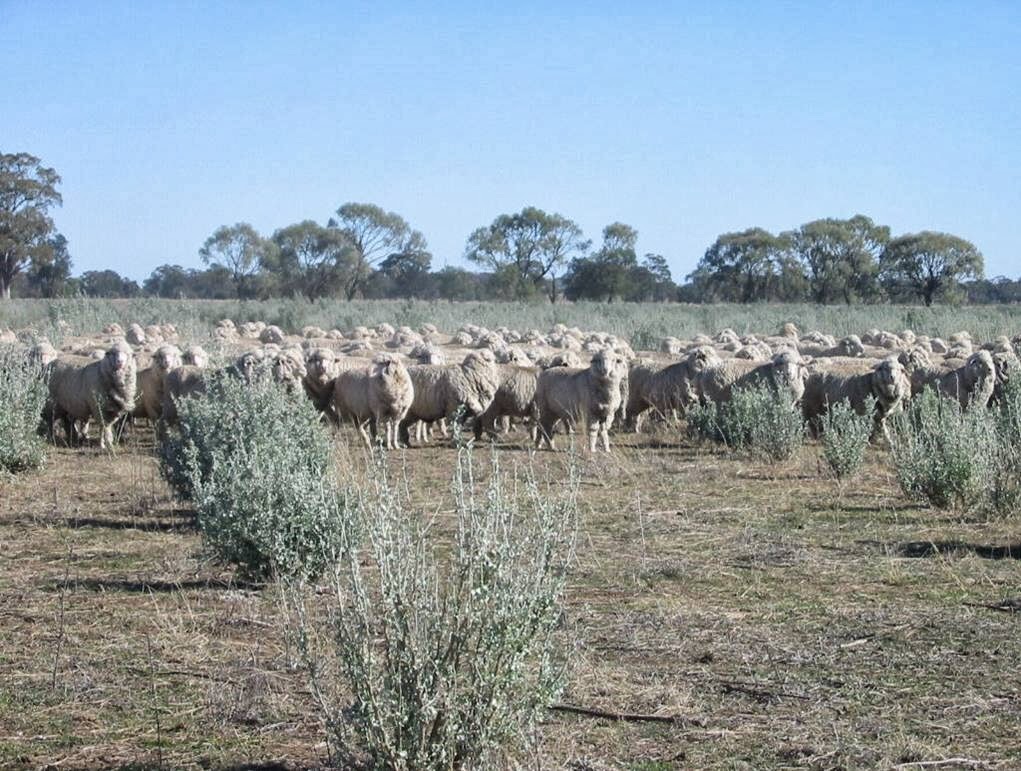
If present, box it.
[967,276,1021,304]
[81,269,141,298]
[465,207,589,302]
[564,222,639,302]
[785,215,888,304]
[328,203,430,300]
[199,222,273,299]
[144,265,192,298]
[268,220,356,301]
[630,253,677,301]
[879,231,983,306]
[0,152,62,299]
[689,228,793,303]
[24,233,73,297]
[435,266,489,302]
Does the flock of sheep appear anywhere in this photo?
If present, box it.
[5,317,1017,454]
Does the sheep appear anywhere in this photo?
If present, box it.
[132,344,183,421]
[992,350,1018,404]
[911,350,997,410]
[102,323,124,337]
[303,347,345,417]
[160,366,208,427]
[259,325,286,345]
[45,340,137,449]
[144,324,164,344]
[626,346,722,432]
[125,323,146,345]
[533,350,629,452]
[302,325,327,339]
[539,350,582,369]
[697,350,808,408]
[409,342,446,365]
[798,334,865,359]
[271,347,308,393]
[802,356,911,441]
[182,345,209,368]
[0,328,16,345]
[398,351,501,447]
[474,364,540,441]
[29,341,59,367]
[332,355,414,449]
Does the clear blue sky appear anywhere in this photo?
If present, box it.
[3,1,1019,282]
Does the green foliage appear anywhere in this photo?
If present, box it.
[688,383,805,462]
[820,399,874,479]
[688,227,796,303]
[889,390,1003,512]
[0,345,48,473]
[160,372,344,580]
[880,231,984,307]
[198,222,273,299]
[784,215,888,304]
[1,152,63,300]
[288,446,577,770]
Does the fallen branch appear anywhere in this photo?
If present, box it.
[893,758,991,769]
[964,599,1021,614]
[550,702,703,726]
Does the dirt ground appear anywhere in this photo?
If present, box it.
[2,423,1020,770]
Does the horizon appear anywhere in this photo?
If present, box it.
[3,2,1019,282]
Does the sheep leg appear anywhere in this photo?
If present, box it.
[587,423,599,453]
[356,419,373,449]
[398,418,413,448]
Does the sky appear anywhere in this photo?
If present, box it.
[3,1,1019,282]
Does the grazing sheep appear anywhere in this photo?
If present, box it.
[259,325,286,345]
[697,350,808,408]
[399,352,501,446]
[798,334,865,359]
[160,366,208,427]
[29,341,59,366]
[409,342,446,365]
[534,350,629,452]
[912,350,997,409]
[332,355,414,449]
[45,340,137,448]
[102,323,124,337]
[626,346,722,432]
[132,344,183,421]
[474,364,540,440]
[539,350,583,369]
[125,323,146,345]
[302,325,327,339]
[992,350,1018,403]
[271,347,308,393]
[802,356,911,441]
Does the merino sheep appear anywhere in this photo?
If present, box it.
[626,346,722,432]
[802,356,911,441]
[259,325,286,345]
[991,350,1018,403]
[924,350,997,409]
[132,344,183,421]
[798,335,865,359]
[697,350,808,408]
[270,347,308,393]
[29,341,59,366]
[182,345,209,368]
[534,350,629,452]
[332,355,414,449]
[399,352,501,446]
[160,366,207,428]
[303,347,354,418]
[45,340,137,448]
[474,364,540,440]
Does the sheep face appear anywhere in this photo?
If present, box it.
[771,352,808,405]
[183,346,209,368]
[898,347,932,372]
[993,352,1016,386]
[873,358,909,403]
[688,346,721,374]
[837,335,865,357]
[153,345,183,373]
[967,350,996,384]
[104,341,134,374]
[305,349,340,387]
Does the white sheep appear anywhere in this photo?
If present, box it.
[399,352,501,446]
[332,355,414,449]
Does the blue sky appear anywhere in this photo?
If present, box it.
[3,1,1019,281]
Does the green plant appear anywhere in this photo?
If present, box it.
[160,371,344,580]
[288,446,577,770]
[820,399,874,479]
[890,390,998,511]
[688,383,804,462]
[0,345,48,473]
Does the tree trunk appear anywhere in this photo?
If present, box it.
[0,279,10,300]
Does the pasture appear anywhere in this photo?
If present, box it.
[1,299,1020,770]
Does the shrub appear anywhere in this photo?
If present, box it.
[287,446,577,770]
[0,345,48,473]
[889,390,998,511]
[820,399,873,479]
[688,383,804,462]
[160,371,344,580]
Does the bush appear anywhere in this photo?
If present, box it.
[0,345,48,473]
[820,399,874,479]
[687,383,804,462]
[890,390,999,511]
[288,446,577,770]
[160,371,344,580]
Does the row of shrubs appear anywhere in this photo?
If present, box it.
[687,379,1021,516]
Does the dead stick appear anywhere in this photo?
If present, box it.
[550,703,703,726]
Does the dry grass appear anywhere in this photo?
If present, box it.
[2,421,1020,769]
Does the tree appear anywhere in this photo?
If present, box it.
[564,222,638,302]
[631,253,676,302]
[328,203,430,300]
[268,221,355,301]
[377,247,432,298]
[24,233,73,297]
[785,215,888,304]
[0,152,62,299]
[879,231,983,306]
[688,228,793,303]
[80,269,141,298]
[199,222,272,299]
[464,207,589,302]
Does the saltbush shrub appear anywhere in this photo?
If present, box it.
[160,371,344,580]
[288,446,577,770]
[688,383,805,462]
[0,345,48,473]
[820,399,874,479]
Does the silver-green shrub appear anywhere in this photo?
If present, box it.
[890,390,999,511]
[160,371,344,580]
[687,383,805,462]
[0,345,48,473]
[288,446,577,770]
[821,399,874,479]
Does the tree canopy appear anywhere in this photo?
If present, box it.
[199,222,273,299]
[879,231,984,306]
[0,152,63,299]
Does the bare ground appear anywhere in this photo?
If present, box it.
[2,424,1020,770]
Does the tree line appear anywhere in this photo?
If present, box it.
[3,151,1015,305]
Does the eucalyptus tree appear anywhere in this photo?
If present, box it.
[0,152,62,299]
[879,231,983,306]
